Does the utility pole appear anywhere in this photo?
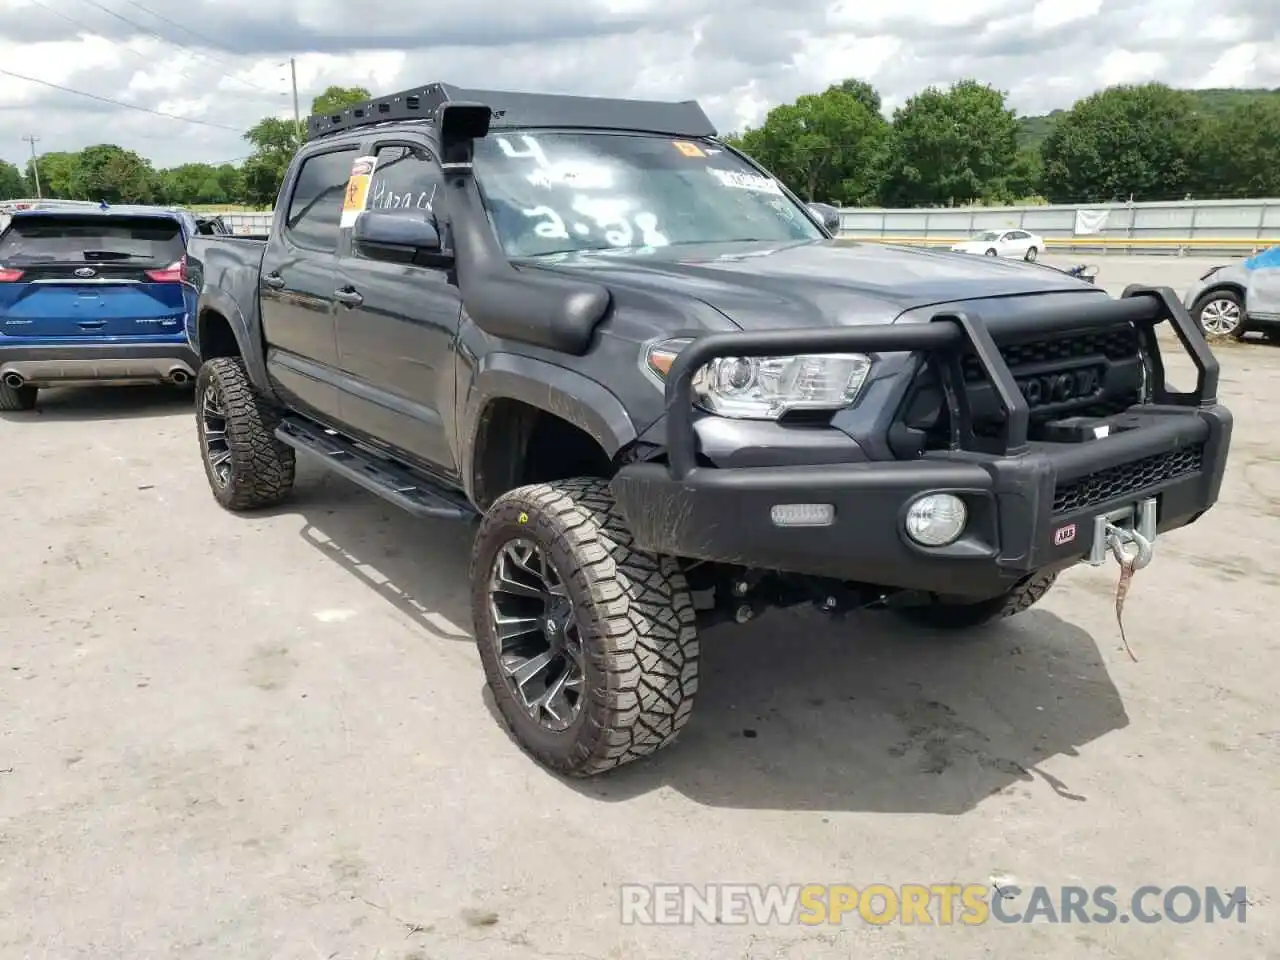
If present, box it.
[22,135,41,199]
[290,58,301,143]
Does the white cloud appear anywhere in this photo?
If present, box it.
[0,0,1276,173]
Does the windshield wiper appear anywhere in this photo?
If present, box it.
[81,250,142,260]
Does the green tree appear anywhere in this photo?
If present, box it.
[732,82,890,203]
[836,78,882,118]
[1040,83,1201,202]
[878,79,1020,206]
[25,151,80,198]
[68,144,158,203]
[0,160,25,200]
[311,85,372,116]
[1190,99,1280,198]
[240,116,304,206]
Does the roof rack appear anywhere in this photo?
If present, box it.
[305,82,717,143]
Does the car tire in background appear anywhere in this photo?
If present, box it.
[1191,288,1247,341]
[1024,246,1039,262]
[194,356,297,510]
[886,570,1058,631]
[985,248,998,257]
[470,477,700,777]
[0,382,37,412]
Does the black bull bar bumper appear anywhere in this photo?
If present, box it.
[610,285,1233,598]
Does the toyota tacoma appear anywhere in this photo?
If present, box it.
[185,83,1233,776]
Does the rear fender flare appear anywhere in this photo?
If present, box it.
[196,289,273,396]
[460,353,637,504]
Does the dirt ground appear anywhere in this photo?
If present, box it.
[1,255,1275,959]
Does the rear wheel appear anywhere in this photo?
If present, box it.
[471,477,699,777]
[0,382,37,412]
[889,571,1057,631]
[195,357,296,511]
[1192,289,1246,340]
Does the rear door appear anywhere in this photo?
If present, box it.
[0,212,190,339]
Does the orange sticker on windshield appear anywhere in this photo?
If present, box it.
[672,140,706,158]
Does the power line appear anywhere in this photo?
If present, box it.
[0,67,243,131]
[117,0,254,74]
[73,0,275,95]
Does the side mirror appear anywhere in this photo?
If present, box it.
[807,202,841,234]
[353,209,442,253]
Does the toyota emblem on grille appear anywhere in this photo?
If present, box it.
[74,267,96,278]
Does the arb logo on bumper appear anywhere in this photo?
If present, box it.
[1053,523,1077,546]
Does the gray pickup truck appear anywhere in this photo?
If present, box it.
[183,83,1233,777]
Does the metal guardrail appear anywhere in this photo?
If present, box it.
[845,236,1280,256]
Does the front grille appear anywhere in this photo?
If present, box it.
[960,326,1141,383]
[1052,443,1204,513]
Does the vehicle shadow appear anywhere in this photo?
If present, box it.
[286,462,475,642]
[0,385,194,423]
[289,468,1129,816]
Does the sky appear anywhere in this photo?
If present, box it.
[0,0,1277,173]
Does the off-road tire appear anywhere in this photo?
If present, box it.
[1024,246,1039,262]
[0,382,37,411]
[889,570,1057,631]
[196,357,295,511]
[471,477,699,777]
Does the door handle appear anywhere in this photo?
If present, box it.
[78,320,106,328]
[263,273,286,289]
[333,287,363,307]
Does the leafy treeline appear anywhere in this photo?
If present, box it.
[3,81,1279,209]
[0,86,371,208]
[727,81,1280,206]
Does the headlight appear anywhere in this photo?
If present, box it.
[644,338,873,420]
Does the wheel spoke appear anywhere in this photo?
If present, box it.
[494,614,541,643]
[209,450,232,469]
[492,571,545,601]
[506,650,554,688]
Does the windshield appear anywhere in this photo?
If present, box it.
[972,231,1001,241]
[0,215,185,265]
[472,131,824,257]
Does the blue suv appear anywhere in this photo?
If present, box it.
[0,203,204,410]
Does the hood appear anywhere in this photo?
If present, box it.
[526,238,1102,329]
[522,239,1100,330]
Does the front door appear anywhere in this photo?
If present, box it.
[334,141,463,477]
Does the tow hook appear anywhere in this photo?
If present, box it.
[1096,499,1157,662]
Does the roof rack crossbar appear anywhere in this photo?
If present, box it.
[305,82,717,143]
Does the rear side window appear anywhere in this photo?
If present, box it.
[0,215,185,266]
[286,148,357,252]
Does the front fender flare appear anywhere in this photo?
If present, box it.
[460,352,638,502]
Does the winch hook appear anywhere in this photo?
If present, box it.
[1105,521,1153,571]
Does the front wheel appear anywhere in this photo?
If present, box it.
[471,477,699,777]
[888,571,1057,631]
[1192,290,1246,341]
[1024,246,1039,262]
[985,248,998,257]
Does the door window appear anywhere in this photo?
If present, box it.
[367,145,444,215]
[285,147,357,253]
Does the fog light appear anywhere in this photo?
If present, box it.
[770,503,835,527]
[905,494,967,546]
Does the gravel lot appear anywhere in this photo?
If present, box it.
[1,254,1275,960]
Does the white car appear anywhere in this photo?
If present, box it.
[949,229,1043,261]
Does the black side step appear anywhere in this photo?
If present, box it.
[275,416,477,522]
